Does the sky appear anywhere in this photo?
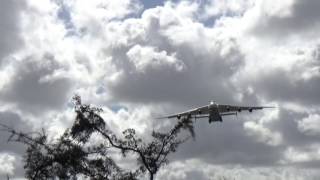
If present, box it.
[0,0,320,179]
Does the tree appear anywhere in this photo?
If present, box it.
[1,95,195,180]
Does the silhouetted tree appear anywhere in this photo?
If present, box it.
[1,95,195,180]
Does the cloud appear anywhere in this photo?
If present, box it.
[0,111,31,154]
[297,114,320,136]
[244,121,283,146]
[231,28,320,107]
[0,153,17,175]
[0,111,35,178]
[0,111,27,177]
[65,0,142,36]
[126,44,185,72]
[103,2,245,105]
[203,0,253,18]
[0,54,73,114]
[251,66,320,106]
[245,0,320,38]
[157,158,320,180]
[0,0,25,62]
[1,0,320,179]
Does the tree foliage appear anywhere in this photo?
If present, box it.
[1,95,195,180]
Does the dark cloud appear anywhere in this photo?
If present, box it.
[234,43,320,107]
[170,117,284,167]
[0,0,25,62]
[0,111,30,155]
[106,9,245,106]
[0,111,31,177]
[1,0,320,179]
[254,68,320,106]
[0,53,73,114]
[252,0,320,37]
[184,170,208,180]
[268,109,319,148]
[103,3,320,172]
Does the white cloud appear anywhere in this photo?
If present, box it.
[157,158,320,180]
[100,105,152,136]
[203,0,253,18]
[242,0,320,37]
[297,114,320,136]
[66,0,142,36]
[1,0,320,178]
[257,0,295,18]
[126,44,185,72]
[244,121,283,146]
[98,1,245,105]
[0,153,17,175]
[283,144,320,164]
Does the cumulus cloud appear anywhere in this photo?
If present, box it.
[0,153,17,175]
[203,0,253,18]
[247,0,320,37]
[126,44,185,72]
[102,2,245,105]
[1,0,320,179]
[297,114,320,136]
[0,0,25,62]
[244,121,283,146]
[0,55,73,114]
[157,158,320,180]
[65,0,142,36]
[282,144,320,167]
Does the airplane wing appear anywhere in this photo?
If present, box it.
[158,105,210,119]
[218,104,274,113]
[157,104,274,119]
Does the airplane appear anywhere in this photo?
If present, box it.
[158,101,274,123]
